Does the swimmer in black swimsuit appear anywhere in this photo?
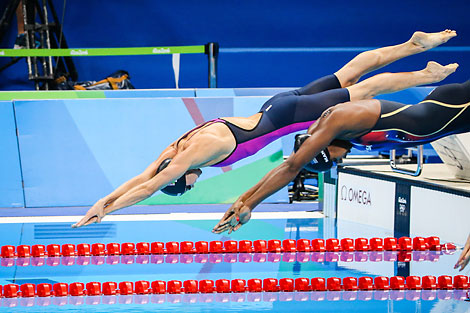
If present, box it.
[73,30,458,228]
[213,79,469,234]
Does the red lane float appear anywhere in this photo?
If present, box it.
[47,244,61,257]
[152,280,166,294]
[384,237,399,251]
[247,279,262,292]
[279,278,294,292]
[119,281,134,295]
[326,238,340,252]
[340,238,355,252]
[294,278,310,292]
[326,278,341,291]
[106,243,120,255]
[195,241,209,254]
[358,277,374,290]
[20,283,35,297]
[86,282,101,296]
[121,243,135,255]
[216,279,230,293]
[311,277,326,291]
[199,280,214,293]
[374,277,390,290]
[268,240,282,253]
[77,243,90,256]
[239,240,253,253]
[355,238,369,251]
[166,242,179,254]
[31,245,46,258]
[422,276,437,289]
[62,244,76,257]
[312,239,326,252]
[254,240,267,253]
[151,242,164,254]
[224,240,237,253]
[209,241,223,253]
[69,282,85,296]
[231,279,246,293]
[53,283,68,297]
[17,245,31,258]
[103,282,118,295]
[91,243,105,256]
[37,283,52,297]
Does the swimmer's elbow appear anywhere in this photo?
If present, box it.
[141,185,157,198]
[284,158,303,174]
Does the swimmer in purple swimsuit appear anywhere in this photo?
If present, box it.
[73,30,457,228]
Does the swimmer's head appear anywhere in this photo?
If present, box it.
[156,158,202,196]
[294,134,352,173]
[308,148,335,173]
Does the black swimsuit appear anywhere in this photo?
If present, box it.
[351,81,470,151]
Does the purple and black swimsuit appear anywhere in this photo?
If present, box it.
[209,74,351,167]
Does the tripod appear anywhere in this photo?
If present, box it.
[0,0,77,89]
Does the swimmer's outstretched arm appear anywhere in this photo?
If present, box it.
[72,145,176,228]
[213,113,346,234]
[93,146,177,210]
[72,152,192,228]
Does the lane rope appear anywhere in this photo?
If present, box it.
[1,250,452,268]
[0,275,468,298]
[0,236,455,258]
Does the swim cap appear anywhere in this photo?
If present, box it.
[294,134,335,173]
[156,158,190,196]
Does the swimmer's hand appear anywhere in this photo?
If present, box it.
[72,199,106,228]
[455,234,470,271]
[212,199,252,234]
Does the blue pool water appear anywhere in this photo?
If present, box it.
[0,216,468,312]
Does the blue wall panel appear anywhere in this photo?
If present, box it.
[0,101,24,207]
[15,98,193,207]
[15,100,114,207]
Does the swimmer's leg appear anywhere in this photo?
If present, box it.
[335,30,457,88]
[347,61,459,100]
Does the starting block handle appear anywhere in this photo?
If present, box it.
[389,145,424,176]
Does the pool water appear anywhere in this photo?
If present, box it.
[0,216,468,312]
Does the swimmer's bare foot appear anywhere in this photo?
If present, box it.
[410,30,457,51]
[424,61,459,82]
